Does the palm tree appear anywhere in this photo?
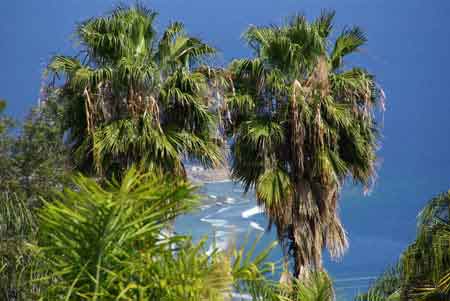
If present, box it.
[48,4,222,178]
[227,11,384,278]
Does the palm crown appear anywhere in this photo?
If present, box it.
[49,5,222,178]
[227,11,384,277]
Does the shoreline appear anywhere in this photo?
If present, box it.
[186,164,232,184]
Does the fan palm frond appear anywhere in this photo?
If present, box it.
[330,27,367,70]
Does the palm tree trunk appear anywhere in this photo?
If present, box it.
[292,179,324,279]
[83,88,94,134]
[292,181,304,279]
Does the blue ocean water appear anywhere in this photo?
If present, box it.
[175,180,414,300]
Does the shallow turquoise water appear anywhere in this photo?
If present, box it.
[175,181,414,300]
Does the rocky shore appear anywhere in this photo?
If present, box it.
[186,164,231,184]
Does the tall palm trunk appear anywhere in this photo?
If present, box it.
[290,80,326,279]
[292,180,325,279]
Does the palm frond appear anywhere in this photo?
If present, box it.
[35,168,198,298]
[313,10,336,38]
[286,271,335,301]
[256,168,293,207]
[331,27,367,70]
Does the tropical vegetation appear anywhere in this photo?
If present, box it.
[4,3,447,301]
[34,168,286,300]
[359,191,450,301]
[226,11,384,278]
[48,5,222,179]
[0,96,71,300]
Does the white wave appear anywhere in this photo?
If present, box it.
[209,194,217,199]
[200,204,212,210]
[241,206,264,218]
[202,179,232,184]
[200,218,228,227]
[230,292,252,300]
[223,224,237,229]
[225,197,236,204]
[216,207,231,214]
[250,221,265,232]
[215,230,229,238]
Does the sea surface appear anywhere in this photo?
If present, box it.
[175,180,414,300]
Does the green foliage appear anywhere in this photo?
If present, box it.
[0,94,70,202]
[290,271,335,301]
[0,97,71,300]
[0,99,6,110]
[48,4,222,178]
[239,270,336,301]
[33,168,283,300]
[0,100,16,187]
[36,167,197,299]
[360,191,450,301]
[401,190,450,300]
[0,6,395,300]
[0,192,38,300]
[227,10,383,276]
[355,265,402,301]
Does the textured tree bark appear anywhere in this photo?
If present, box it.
[292,179,324,279]
[83,88,94,134]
